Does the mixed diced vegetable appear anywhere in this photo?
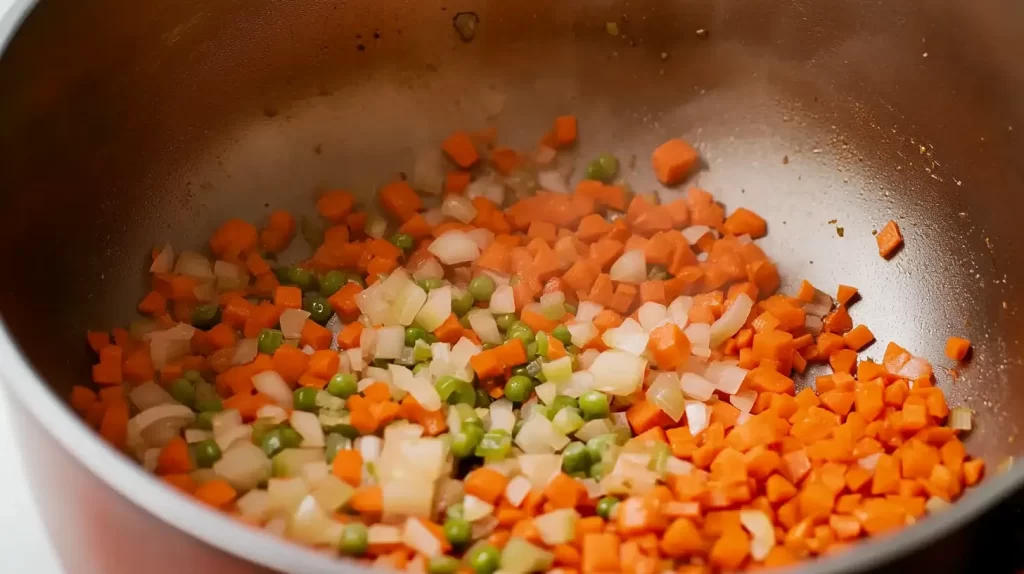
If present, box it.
[70,116,984,573]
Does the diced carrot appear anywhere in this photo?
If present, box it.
[553,116,578,147]
[442,131,480,168]
[876,220,903,259]
[652,138,699,186]
[316,190,356,222]
[194,480,238,509]
[378,181,423,222]
[723,207,767,238]
[464,467,509,505]
[156,436,193,475]
[944,336,971,361]
[843,324,875,351]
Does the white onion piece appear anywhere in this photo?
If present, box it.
[576,419,617,442]
[215,424,253,452]
[534,382,558,405]
[145,323,195,369]
[380,268,414,301]
[704,363,749,395]
[290,411,325,448]
[150,244,174,273]
[403,517,443,558]
[680,372,717,401]
[468,310,502,345]
[637,302,669,332]
[535,509,579,546]
[949,407,973,431]
[740,509,776,561]
[279,309,311,340]
[562,371,595,398]
[609,250,647,284]
[253,371,293,408]
[256,404,289,424]
[466,176,505,205]
[589,350,645,396]
[365,215,387,239]
[214,260,248,292]
[355,283,390,325]
[236,489,271,521]
[415,285,451,332]
[391,366,442,411]
[411,149,446,195]
[184,429,213,443]
[579,349,601,369]
[682,225,711,244]
[174,250,214,279]
[575,301,604,324]
[709,294,753,348]
[467,228,496,250]
[515,415,569,454]
[666,457,695,476]
[374,326,405,359]
[383,478,434,518]
[538,170,569,194]
[685,401,711,435]
[489,400,516,433]
[730,389,758,413]
[504,476,532,507]
[539,291,566,319]
[667,296,693,329]
[568,322,597,348]
[391,282,427,326]
[212,409,242,436]
[450,338,482,373]
[489,285,516,314]
[429,231,481,265]
[193,281,217,304]
[898,356,933,380]
[411,258,445,281]
[646,373,685,421]
[442,195,478,223]
[535,146,557,165]
[422,208,445,227]
[463,494,495,522]
[518,454,562,489]
[311,475,354,513]
[685,323,712,356]
[214,441,271,492]
[926,496,951,514]
[129,381,177,411]
[232,338,259,366]
[368,524,403,546]
[602,326,649,356]
[290,494,344,546]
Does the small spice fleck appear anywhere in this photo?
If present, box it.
[836,226,845,238]
[782,155,789,165]
[827,219,838,225]
[606,22,620,36]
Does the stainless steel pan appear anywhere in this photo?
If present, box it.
[1,0,1023,571]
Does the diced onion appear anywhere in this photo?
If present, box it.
[489,400,516,433]
[704,363,749,395]
[579,349,601,369]
[539,292,566,320]
[682,225,711,244]
[576,419,617,443]
[646,372,685,421]
[538,170,569,194]
[534,508,579,545]
[411,258,444,281]
[685,401,710,435]
[441,195,478,223]
[589,350,645,396]
[680,372,716,401]
[374,326,405,360]
[575,301,604,324]
[561,371,595,398]
[213,441,271,492]
[501,538,554,574]
[368,524,403,545]
[609,250,647,284]
[256,404,289,424]
[415,285,452,332]
[355,283,390,325]
[174,250,214,279]
[253,371,294,408]
[489,285,516,314]
[535,382,558,405]
[552,408,584,435]
[709,294,753,348]
[740,509,776,561]
[518,454,562,489]
[184,429,213,443]
[467,228,495,250]
[429,231,481,265]
[145,323,195,369]
[391,365,442,411]
[365,214,387,239]
[463,494,495,522]
[602,325,649,356]
[685,323,712,357]
[925,496,950,513]
[193,281,216,303]
[391,282,427,326]
[383,478,434,518]
[949,407,973,431]
[541,356,573,384]
[403,516,443,558]
[290,410,325,448]
[231,338,258,366]
[898,356,933,380]
[730,389,758,413]
[278,308,311,340]
[214,260,248,292]
[468,310,502,345]
[466,176,505,205]
[150,244,174,273]
[667,296,693,329]
[637,302,668,332]
[236,489,271,521]
[129,381,177,411]
[515,415,569,454]
[568,322,597,348]
[504,475,532,507]
[311,475,355,512]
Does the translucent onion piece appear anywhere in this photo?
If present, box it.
[467,228,495,250]
[403,516,443,558]
[568,322,597,348]
[253,370,294,408]
[374,326,405,360]
[534,382,558,405]
[466,176,505,205]
[637,302,669,332]
[501,538,553,574]
[646,372,685,421]
[680,372,716,401]
[150,244,174,274]
[415,285,452,332]
[515,415,569,454]
[429,230,481,265]
[740,509,776,561]
[685,400,710,435]
[709,294,753,348]
[949,407,973,431]
[562,370,595,398]
[391,282,427,326]
[463,494,495,522]
[256,404,289,424]
[214,441,271,492]
[368,524,403,545]
[382,478,435,518]
[898,356,933,380]
[489,285,516,314]
[685,323,712,357]
[489,400,516,433]
[539,291,566,320]
[576,419,617,443]
[441,195,478,223]
[517,454,562,489]
[278,309,310,340]
[411,258,444,281]
[290,411,325,448]
[311,475,355,512]
[129,381,177,411]
[214,260,248,292]
[589,350,645,396]
[609,250,647,284]
[537,170,569,194]
[174,250,214,279]
[504,475,532,507]
[575,301,604,324]
[534,508,579,546]
[230,338,258,366]
[730,389,758,413]
[391,365,442,411]
[468,309,502,345]
[541,356,573,384]
[682,225,711,244]
[602,326,649,356]
[667,296,693,329]
[579,348,601,370]
[365,215,387,239]
[236,489,271,521]
[704,363,749,395]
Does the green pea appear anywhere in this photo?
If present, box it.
[579,390,610,420]
[595,496,620,520]
[327,373,358,398]
[190,304,221,329]
[443,517,472,548]
[257,328,284,355]
[184,370,204,384]
[428,555,461,574]
[303,294,332,324]
[475,388,491,408]
[504,375,534,403]
[446,503,465,521]
[467,275,496,302]
[250,419,277,446]
[585,153,619,183]
[260,428,285,457]
[339,523,369,556]
[506,321,534,344]
[552,324,572,345]
[168,378,195,407]
[405,326,427,346]
[510,365,531,378]
[319,270,346,296]
[279,426,303,448]
[417,278,444,292]
[494,313,516,331]
[525,341,538,362]
[585,434,618,462]
[451,423,484,458]
[475,429,512,461]
[293,387,319,411]
[193,411,215,430]
[390,233,415,251]
[466,543,500,574]
[451,291,475,317]
[286,266,317,291]
[550,395,578,414]
[194,382,223,413]
[561,442,591,473]
[193,439,222,468]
